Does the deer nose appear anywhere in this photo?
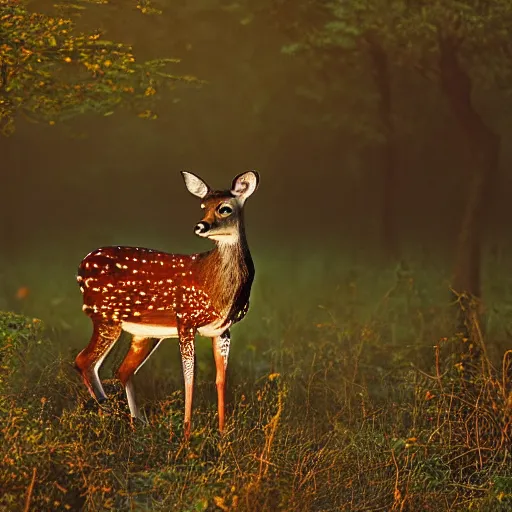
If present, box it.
[194,221,210,235]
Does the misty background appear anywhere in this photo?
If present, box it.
[1,0,511,348]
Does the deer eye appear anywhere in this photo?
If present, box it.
[218,205,233,217]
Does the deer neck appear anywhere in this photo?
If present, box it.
[201,225,254,315]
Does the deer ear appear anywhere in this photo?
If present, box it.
[231,171,259,203]
[181,171,211,199]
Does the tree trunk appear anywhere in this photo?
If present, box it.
[438,36,500,301]
[438,36,500,362]
[367,38,399,261]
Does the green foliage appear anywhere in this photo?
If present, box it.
[279,0,512,84]
[0,0,198,135]
[0,310,41,394]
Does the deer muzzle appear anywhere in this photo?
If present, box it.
[194,221,210,236]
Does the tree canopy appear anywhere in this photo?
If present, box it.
[0,0,197,135]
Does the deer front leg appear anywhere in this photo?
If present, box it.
[212,329,230,433]
[178,325,196,440]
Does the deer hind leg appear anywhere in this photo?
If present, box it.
[212,329,231,433]
[116,336,163,420]
[75,321,122,402]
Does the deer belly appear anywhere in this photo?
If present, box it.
[121,318,231,339]
[121,322,179,338]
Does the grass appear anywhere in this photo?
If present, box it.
[0,245,511,511]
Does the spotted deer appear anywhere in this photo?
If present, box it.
[74,171,259,438]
